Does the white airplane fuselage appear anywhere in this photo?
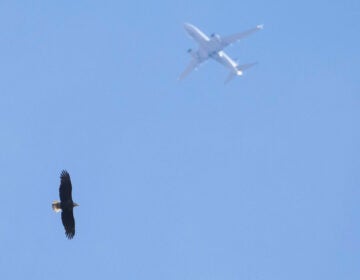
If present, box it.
[184,23,226,62]
[180,22,263,82]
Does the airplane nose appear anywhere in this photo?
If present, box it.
[183,23,193,32]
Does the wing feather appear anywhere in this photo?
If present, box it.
[59,170,72,202]
[61,209,75,239]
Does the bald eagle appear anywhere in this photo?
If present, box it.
[52,170,79,239]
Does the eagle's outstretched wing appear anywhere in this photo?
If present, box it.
[59,170,76,239]
[61,209,75,239]
[59,170,73,203]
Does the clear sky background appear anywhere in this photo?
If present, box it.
[0,1,359,279]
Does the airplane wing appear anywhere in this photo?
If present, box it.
[178,59,199,80]
[221,25,263,48]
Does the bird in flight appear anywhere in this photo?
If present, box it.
[52,170,79,239]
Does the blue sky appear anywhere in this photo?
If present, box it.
[0,1,359,279]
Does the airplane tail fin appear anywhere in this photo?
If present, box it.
[224,72,237,84]
[224,62,258,84]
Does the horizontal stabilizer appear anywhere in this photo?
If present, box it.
[238,62,258,71]
[224,72,236,84]
[224,62,258,84]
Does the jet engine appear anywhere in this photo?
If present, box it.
[210,33,221,43]
[187,48,198,59]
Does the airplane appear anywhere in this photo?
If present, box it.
[179,23,263,83]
